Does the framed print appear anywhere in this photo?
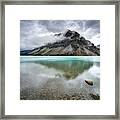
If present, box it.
[0,0,119,119]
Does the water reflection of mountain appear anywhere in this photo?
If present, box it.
[94,62,100,67]
[35,60,93,79]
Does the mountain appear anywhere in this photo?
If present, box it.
[20,30,100,56]
[96,45,100,49]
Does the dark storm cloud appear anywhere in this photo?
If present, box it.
[82,20,100,32]
[20,20,100,50]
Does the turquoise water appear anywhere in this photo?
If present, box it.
[21,56,100,62]
[20,56,100,100]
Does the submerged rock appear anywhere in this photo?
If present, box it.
[85,80,93,86]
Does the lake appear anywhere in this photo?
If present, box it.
[20,56,100,100]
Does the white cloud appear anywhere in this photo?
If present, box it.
[20,20,100,50]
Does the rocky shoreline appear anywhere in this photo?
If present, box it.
[20,87,100,100]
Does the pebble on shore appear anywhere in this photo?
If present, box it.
[85,80,93,86]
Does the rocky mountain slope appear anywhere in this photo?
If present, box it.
[20,30,100,56]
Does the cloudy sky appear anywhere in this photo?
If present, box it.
[20,20,100,50]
